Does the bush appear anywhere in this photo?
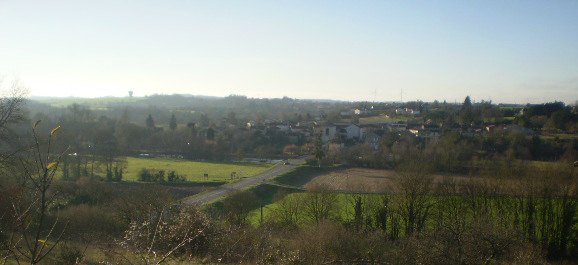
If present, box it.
[206,224,283,264]
[59,204,126,239]
[167,170,186,182]
[119,206,213,264]
[60,177,114,206]
[290,222,389,263]
[138,168,165,182]
[138,168,153,182]
[57,244,85,265]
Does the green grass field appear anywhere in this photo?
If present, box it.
[65,157,275,183]
[121,157,275,182]
[540,133,578,140]
[248,190,578,236]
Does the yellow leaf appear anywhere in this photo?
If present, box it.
[47,162,57,170]
[37,239,46,244]
[50,126,61,136]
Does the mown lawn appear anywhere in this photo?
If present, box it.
[122,157,275,182]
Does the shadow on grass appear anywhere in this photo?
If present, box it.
[273,165,338,187]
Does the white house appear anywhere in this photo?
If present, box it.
[344,124,362,140]
[315,125,337,143]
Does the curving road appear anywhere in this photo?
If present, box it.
[181,158,306,206]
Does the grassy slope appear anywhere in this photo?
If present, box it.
[272,166,330,187]
[249,192,578,235]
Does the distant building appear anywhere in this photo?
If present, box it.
[315,125,337,143]
[315,123,363,143]
[387,123,407,132]
[344,124,362,140]
[395,108,420,115]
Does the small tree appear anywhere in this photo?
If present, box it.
[271,192,303,227]
[169,114,177,131]
[206,127,215,141]
[4,122,68,264]
[460,96,474,126]
[303,184,337,224]
[146,114,155,129]
[138,168,153,182]
[314,134,324,168]
[394,158,434,236]
[223,191,259,225]
[167,171,185,182]
[113,164,124,182]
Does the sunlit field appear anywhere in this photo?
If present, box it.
[122,157,275,182]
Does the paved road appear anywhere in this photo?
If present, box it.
[181,158,306,206]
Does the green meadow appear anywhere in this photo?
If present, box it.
[122,157,275,182]
[63,156,276,183]
[247,191,578,240]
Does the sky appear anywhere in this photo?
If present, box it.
[0,1,577,104]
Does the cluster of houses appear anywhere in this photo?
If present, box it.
[242,108,535,152]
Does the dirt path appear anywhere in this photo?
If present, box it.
[181,158,306,205]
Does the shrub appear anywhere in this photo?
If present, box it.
[138,168,177,182]
[138,168,153,182]
[167,170,186,182]
[119,207,212,264]
[57,244,85,265]
[59,204,126,239]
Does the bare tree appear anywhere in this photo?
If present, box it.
[223,190,259,226]
[271,191,303,227]
[394,159,434,236]
[118,206,210,265]
[303,184,337,224]
[3,121,68,264]
[0,78,27,168]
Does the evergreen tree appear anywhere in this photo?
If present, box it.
[206,127,215,140]
[170,113,177,130]
[315,134,324,168]
[146,114,155,128]
[460,96,473,126]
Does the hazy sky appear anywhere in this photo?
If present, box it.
[1,1,577,103]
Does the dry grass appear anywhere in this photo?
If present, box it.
[303,168,531,194]
[304,168,397,193]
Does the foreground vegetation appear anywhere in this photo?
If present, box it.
[3,133,575,264]
[1,88,577,263]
